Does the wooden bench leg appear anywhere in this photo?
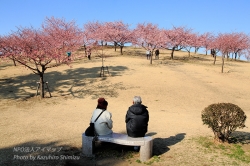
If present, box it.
[106,66,110,76]
[140,137,153,161]
[36,82,40,96]
[100,66,110,77]
[100,66,104,77]
[82,133,95,157]
[36,81,52,97]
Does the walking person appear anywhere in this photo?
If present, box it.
[155,49,160,59]
[146,50,150,60]
[66,51,71,60]
[87,48,91,60]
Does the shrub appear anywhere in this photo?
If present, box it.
[201,103,247,143]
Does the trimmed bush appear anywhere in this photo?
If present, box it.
[201,103,247,143]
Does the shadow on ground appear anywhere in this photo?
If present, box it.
[66,141,143,166]
[0,63,14,71]
[153,133,186,156]
[0,65,128,100]
[0,140,82,166]
[0,133,187,166]
[146,132,157,137]
[230,131,250,144]
[0,140,132,166]
[69,133,186,165]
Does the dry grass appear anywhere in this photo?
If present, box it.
[0,46,250,166]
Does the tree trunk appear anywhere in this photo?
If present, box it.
[214,131,225,143]
[221,54,225,73]
[39,65,46,98]
[114,42,117,51]
[10,56,17,66]
[195,47,199,54]
[150,50,152,64]
[234,52,237,61]
[12,59,16,66]
[84,45,87,56]
[213,55,216,65]
[39,74,45,98]
[171,47,175,60]
[120,45,123,55]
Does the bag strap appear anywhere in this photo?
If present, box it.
[94,109,105,122]
[93,109,105,138]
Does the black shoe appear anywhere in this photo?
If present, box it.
[134,146,140,152]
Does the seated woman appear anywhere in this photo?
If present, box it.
[90,98,113,135]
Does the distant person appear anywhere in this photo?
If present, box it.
[211,49,215,57]
[90,98,113,136]
[125,96,149,137]
[146,50,150,60]
[155,49,160,59]
[87,48,91,60]
[67,51,71,60]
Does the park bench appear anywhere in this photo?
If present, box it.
[82,132,153,161]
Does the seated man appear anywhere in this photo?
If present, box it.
[125,96,149,138]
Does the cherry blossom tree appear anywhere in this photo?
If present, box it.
[162,26,192,59]
[244,36,250,61]
[0,17,83,98]
[200,32,214,55]
[102,21,134,55]
[193,33,205,54]
[182,31,198,57]
[216,33,232,72]
[206,35,220,65]
[133,23,163,64]
[82,24,100,56]
[0,35,18,66]
[245,48,250,61]
[228,32,249,60]
[83,21,104,47]
[208,32,249,72]
[83,21,112,67]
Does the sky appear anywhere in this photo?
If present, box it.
[1,0,249,36]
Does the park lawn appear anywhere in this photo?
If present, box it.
[0,46,250,166]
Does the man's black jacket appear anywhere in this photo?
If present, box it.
[125,103,149,137]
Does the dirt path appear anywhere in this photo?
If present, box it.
[0,53,250,165]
